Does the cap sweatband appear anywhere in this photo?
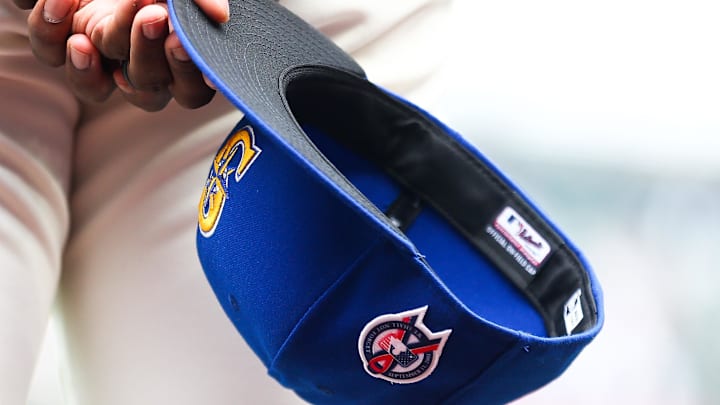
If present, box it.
[167,0,605,403]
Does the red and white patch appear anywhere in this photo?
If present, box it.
[358,306,451,384]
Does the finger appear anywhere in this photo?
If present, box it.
[111,5,173,112]
[91,0,155,60]
[12,0,37,10]
[192,0,229,24]
[126,4,172,92]
[113,67,172,112]
[202,73,218,90]
[27,0,79,66]
[65,34,116,103]
[165,33,215,109]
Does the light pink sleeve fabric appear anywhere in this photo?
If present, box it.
[0,2,76,403]
[0,0,452,403]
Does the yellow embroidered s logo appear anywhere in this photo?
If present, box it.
[198,126,262,237]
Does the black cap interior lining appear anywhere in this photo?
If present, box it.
[169,0,597,338]
[282,66,598,338]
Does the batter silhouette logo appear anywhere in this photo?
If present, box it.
[358,306,452,384]
[198,125,261,237]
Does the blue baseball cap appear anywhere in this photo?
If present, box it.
[168,0,604,403]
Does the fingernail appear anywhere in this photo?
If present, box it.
[113,69,135,94]
[43,0,71,23]
[216,0,230,23]
[142,19,165,41]
[69,46,90,70]
[202,74,217,90]
[170,47,190,62]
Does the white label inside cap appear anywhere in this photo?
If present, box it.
[493,207,551,267]
[563,288,584,335]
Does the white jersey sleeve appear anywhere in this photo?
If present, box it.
[0,1,76,402]
[0,0,453,403]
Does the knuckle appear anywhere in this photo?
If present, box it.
[129,69,171,92]
[68,78,115,104]
[132,79,170,93]
[91,83,115,102]
[173,85,215,109]
[169,59,200,75]
[74,86,114,104]
[12,0,36,9]
[176,92,215,109]
[84,90,114,103]
[137,100,170,112]
[129,91,171,112]
[30,45,64,67]
[103,41,130,61]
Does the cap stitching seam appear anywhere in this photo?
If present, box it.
[268,236,386,373]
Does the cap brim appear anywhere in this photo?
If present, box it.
[168,1,604,404]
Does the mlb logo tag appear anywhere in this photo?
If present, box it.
[494,206,551,267]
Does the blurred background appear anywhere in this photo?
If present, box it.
[432,1,719,403]
[28,0,719,403]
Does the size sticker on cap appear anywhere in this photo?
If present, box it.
[563,289,584,335]
[487,206,552,276]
